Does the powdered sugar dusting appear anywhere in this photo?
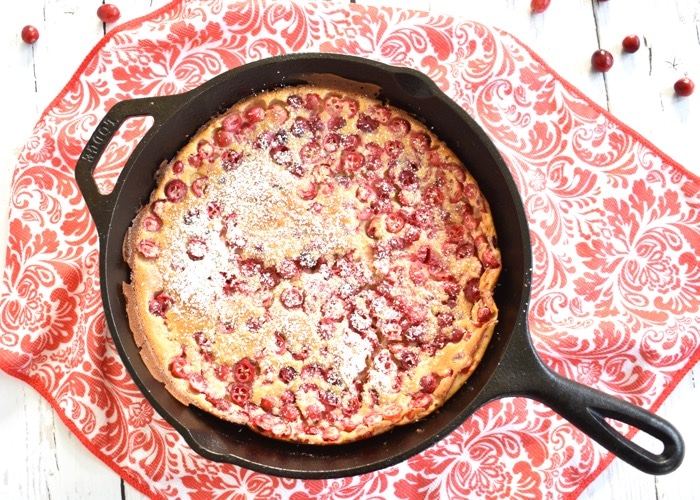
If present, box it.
[126,83,501,444]
[211,149,357,267]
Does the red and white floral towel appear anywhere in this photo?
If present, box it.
[1,0,699,498]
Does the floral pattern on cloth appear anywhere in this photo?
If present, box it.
[1,0,699,499]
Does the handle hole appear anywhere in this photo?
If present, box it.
[92,116,154,195]
[605,416,664,454]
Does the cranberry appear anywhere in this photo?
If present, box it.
[21,25,39,44]
[186,238,207,260]
[193,331,210,348]
[622,35,640,53]
[270,145,293,167]
[463,277,481,303]
[141,215,162,232]
[148,291,174,317]
[291,345,310,361]
[172,160,185,174]
[229,384,251,406]
[253,130,274,150]
[164,179,187,203]
[221,149,243,171]
[187,153,202,168]
[214,364,232,381]
[278,258,300,279]
[423,185,445,206]
[365,216,381,239]
[233,358,256,384]
[420,373,439,394]
[258,396,276,413]
[437,312,454,328]
[343,98,359,117]
[476,306,492,324]
[299,141,321,164]
[191,176,208,197]
[188,373,207,393]
[206,201,221,219]
[306,404,324,421]
[398,169,418,189]
[355,183,374,202]
[267,104,289,125]
[342,393,361,416]
[281,404,301,421]
[301,365,323,381]
[323,133,341,152]
[319,391,340,407]
[97,4,121,24]
[321,295,346,321]
[400,350,419,369]
[324,368,342,386]
[367,105,391,123]
[197,139,214,160]
[138,239,159,259]
[349,309,372,333]
[214,128,233,147]
[410,132,431,153]
[240,258,262,277]
[341,151,364,172]
[327,115,346,131]
[149,200,166,217]
[290,117,310,137]
[385,140,404,159]
[324,95,344,115]
[260,267,280,289]
[591,49,614,72]
[245,106,266,123]
[388,118,411,136]
[222,114,243,132]
[280,287,304,308]
[170,354,188,378]
[674,77,695,97]
[385,212,406,233]
[341,133,361,150]
[531,0,551,13]
[456,241,476,259]
[482,248,501,269]
[356,113,379,133]
[304,93,322,111]
[279,366,298,384]
[286,94,303,108]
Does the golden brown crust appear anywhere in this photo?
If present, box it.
[123,84,501,444]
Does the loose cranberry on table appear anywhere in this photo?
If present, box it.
[97,4,121,24]
[674,77,695,97]
[530,0,551,13]
[591,49,614,72]
[622,35,640,53]
[21,25,39,44]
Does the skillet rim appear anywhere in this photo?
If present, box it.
[78,52,533,478]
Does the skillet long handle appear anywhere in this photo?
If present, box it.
[75,94,189,237]
[476,324,684,475]
[534,369,684,475]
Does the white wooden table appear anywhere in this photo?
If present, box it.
[1,0,698,498]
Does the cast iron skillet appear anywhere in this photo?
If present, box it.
[75,53,684,478]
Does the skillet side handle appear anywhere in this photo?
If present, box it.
[537,371,684,475]
[75,95,186,236]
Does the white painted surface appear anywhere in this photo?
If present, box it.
[0,0,697,498]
